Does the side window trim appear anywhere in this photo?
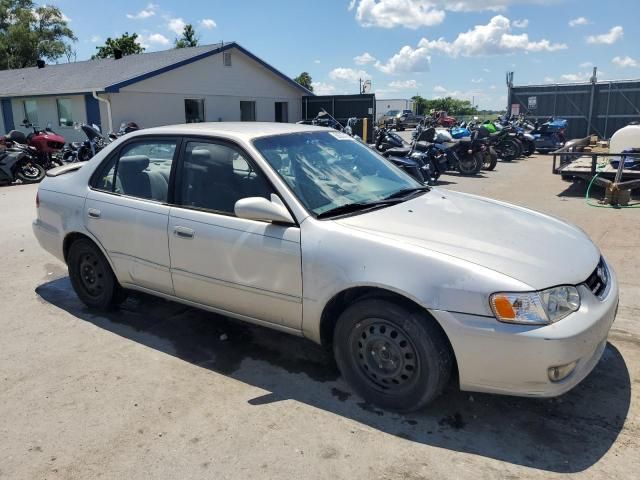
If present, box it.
[89,135,183,204]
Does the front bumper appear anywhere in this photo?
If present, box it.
[431,268,619,397]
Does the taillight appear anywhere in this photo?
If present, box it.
[36,191,40,208]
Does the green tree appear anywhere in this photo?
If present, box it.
[92,32,144,59]
[174,24,199,48]
[412,95,478,117]
[293,72,313,92]
[0,0,76,70]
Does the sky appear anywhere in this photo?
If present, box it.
[50,0,640,110]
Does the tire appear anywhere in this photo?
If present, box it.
[498,140,518,161]
[67,239,127,310]
[15,161,45,184]
[333,298,453,412]
[457,152,482,175]
[513,139,524,157]
[524,140,536,156]
[482,148,497,171]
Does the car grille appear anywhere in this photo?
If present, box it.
[584,257,609,299]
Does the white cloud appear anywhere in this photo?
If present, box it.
[138,33,170,48]
[375,15,565,73]
[375,43,432,74]
[586,26,623,45]
[90,35,102,43]
[354,52,377,65]
[513,19,528,28]
[314,59,321,64]
[200,18,216,29]
[329,67,371,83]
[560,71,592,82]
[350,1,560,29]
[60,13,71,22]
[569,16,589,27]
[544,76,554,83]
[167,17,186,35]
[388,79,419,89]
[612,56,639,68]
[490,84,497,89]
[483,67,491,72]
[471,77,484,83]
[312,82,337,95]
[433,85,447,93]
[127,3,157,20]
[353,0,446,29]
[579,61,593,68]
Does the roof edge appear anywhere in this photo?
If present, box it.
[105,42,315,96]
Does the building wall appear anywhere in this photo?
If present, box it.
[105,47,304,129]
[9,95,87,142]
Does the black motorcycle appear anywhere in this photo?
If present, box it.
[62,124,109,163]
[0,140,46,185]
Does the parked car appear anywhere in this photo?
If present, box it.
[392,111,423,131]
[33,122,618,412]
[379,109,402,126]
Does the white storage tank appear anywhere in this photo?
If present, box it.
[609,122,640,153]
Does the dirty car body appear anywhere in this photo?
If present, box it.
[33,122,619,411]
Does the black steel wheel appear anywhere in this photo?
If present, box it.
[15,161,45,183]
[498,140,518,161]
[482,149,498,171]
[458,152,482,175]
[334,298,453,412]
[68,238,126,310]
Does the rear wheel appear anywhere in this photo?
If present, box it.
[524,140,536,156]
[67,239,127,310]
[15,161,45,184]
[458,152,482,175]
[333,298,453,412]
[498,140,518,161]
[482,149,497,170]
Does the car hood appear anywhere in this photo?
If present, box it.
[335,189,599,290]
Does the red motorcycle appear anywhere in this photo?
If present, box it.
[1,123,65,169]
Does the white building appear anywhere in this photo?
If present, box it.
[0,42,312,142]
[375,98,415,121]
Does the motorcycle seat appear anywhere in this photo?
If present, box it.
[7,130,27,144]
[384,146,412,157]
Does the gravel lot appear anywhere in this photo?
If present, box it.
[1,152,638,479]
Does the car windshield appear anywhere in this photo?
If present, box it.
[253,131,422,217]
[387,110,400,116]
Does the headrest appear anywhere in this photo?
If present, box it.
[118,155,149,172]
[190,149,211,162]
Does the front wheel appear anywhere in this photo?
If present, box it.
[498,140,518,161]
[482,149,497,171]
[15,161,45,183]
[333,299,453,412]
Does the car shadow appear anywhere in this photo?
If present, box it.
[36,277,631,473]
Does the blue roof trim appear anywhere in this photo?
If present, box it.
[0,91,105,99]
[1,98,14,131]
[104,42,314,96]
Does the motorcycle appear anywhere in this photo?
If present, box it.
[62,123,109,163]
[373,126,407,153]
[531,118,567,153]
[380,127,440,184]
[18,122,65,170]
[0,133,46,185]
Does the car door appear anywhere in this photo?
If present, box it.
[85,136,180,295]
[168,138,303,330]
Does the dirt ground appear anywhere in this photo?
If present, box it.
[0,153,638,480]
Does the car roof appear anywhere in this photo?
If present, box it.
[127,122,333,142]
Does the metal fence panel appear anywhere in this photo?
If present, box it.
[302,94,376,141]
[510,79,640,139]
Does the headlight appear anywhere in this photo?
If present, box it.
[490,286,580,325]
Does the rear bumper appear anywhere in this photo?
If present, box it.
[33,218,65,263]
[431,269,619,397]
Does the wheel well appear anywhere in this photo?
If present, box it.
[320,286,459,380]
[62,232,93,263]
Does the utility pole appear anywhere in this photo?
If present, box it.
[359,78,363,94]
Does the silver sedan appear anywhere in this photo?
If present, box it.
[33,122,618,411]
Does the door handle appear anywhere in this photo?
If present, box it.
[174,226,195,239]
[87,208,101,219]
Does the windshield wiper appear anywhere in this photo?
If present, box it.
[316,199,404,219]
[383,186,431,200]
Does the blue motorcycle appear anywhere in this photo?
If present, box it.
[531,118,567,154]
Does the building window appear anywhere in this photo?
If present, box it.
[23,99,38,125]
[223,51,232,67]
[275,102,288,123]
[56,98,74,127]
[185,98,205,123]
[240,101,256,121]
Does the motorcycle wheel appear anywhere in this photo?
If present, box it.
[458,152,482,176]
[513,139,524,157]
[498,140,518,161]
[524,140,536,156]
[482,149,497,171]
[16,161,45,184]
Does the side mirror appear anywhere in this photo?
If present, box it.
[234,195,295,225]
